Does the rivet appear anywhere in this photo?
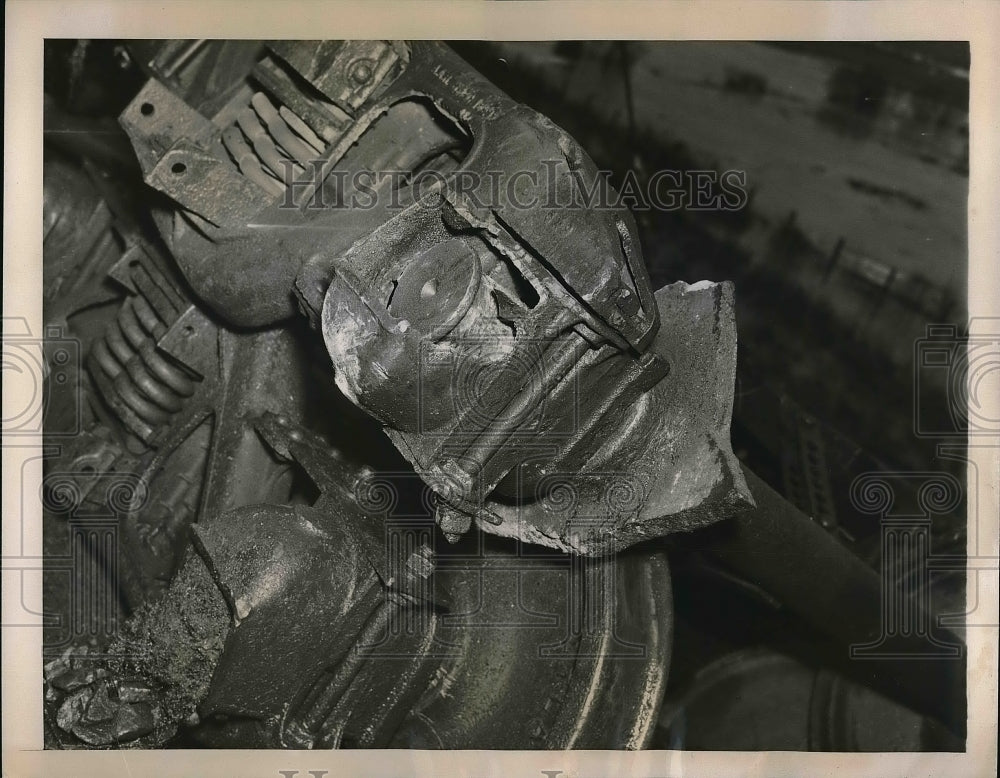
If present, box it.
[350,59,374,84]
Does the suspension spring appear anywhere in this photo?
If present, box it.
[89,257,199,443]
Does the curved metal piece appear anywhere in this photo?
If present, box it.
[681,466,965,739]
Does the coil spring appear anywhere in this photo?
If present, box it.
[90,269,196,434]
[222,91,326,196]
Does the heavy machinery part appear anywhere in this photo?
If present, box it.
[117,39,753,554]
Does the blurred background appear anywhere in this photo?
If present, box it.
[452,40,970,750]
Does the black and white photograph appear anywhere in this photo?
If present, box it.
[4,3,999,777]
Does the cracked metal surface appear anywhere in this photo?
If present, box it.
[40,39,750,749]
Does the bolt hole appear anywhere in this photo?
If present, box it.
[171,162,187,175]
[420,278,439,299]
[140,102,155,116]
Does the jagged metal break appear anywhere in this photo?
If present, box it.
[117,40,752,553]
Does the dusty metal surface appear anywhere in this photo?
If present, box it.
[41,40,692,749]
[111,39,752,553]
[38,39,963,754]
